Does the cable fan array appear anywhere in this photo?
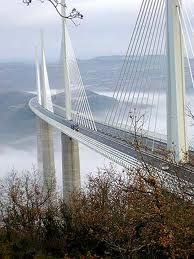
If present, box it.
[105,0,168,147]
[104,0,194,151]
[51,0,194,150]
[57,23,97,131]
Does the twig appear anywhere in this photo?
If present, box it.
[22,0,83,25]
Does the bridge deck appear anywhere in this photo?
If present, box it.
[30,98,194,184]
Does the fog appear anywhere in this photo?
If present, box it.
[0,133,113,189]
[0,0,142,61]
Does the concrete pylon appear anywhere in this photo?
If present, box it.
[166,0,188,162]
[40,32,54,113]
[35,47,42,106]
[35,39,56,191]
[61,133,81,199]
[61,0,71,120]
[60,1,81,199]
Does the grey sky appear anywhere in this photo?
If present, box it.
[0,0,141,61]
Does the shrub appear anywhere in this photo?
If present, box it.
[0,165,193,258]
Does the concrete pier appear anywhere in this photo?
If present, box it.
[61,133,80,199]
[37,117,56,190]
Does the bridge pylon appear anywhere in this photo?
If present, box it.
[166,0,188,162]
[35,36,56,191]
[61,0,71,121]
[60,0,81,198]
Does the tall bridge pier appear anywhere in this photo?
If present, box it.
[35,1,81,198]
[61,133,80,199]
[37,118,56,189]
[35,38,56,190]
[60,0,81,198]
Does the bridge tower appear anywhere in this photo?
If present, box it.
[166,0,188,162]
[35,35,56,190]
[60,0,81,199]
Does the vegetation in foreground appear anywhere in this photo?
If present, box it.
[0,164,193,259]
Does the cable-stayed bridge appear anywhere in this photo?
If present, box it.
[29,0,194,198]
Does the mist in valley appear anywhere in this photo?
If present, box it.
[0,56,194,187]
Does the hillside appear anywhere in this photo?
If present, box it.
[0,91,36,145]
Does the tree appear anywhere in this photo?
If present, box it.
[0,164,193,258]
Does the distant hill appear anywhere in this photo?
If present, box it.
[0,63,36,93]
[0,91,36,145]
[0,55,193,94]
[53,90,117,113]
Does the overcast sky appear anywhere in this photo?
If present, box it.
[0,0,142,62]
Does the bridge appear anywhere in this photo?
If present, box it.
[29,0,194,198]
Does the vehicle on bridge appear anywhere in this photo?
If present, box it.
[71,123,79,132]
[161,163,169,171]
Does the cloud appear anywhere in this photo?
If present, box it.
[0,0,142,61]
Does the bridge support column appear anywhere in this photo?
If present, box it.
[60,1,80,199]
[166,0,188,162]
[37,117,56,190]
[61,133,80,199]
[35,35,56,190]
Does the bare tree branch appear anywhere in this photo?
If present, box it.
[187,105,194,126]
[22,0,83,25]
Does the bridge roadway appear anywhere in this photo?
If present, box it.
[29,98,194,183]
